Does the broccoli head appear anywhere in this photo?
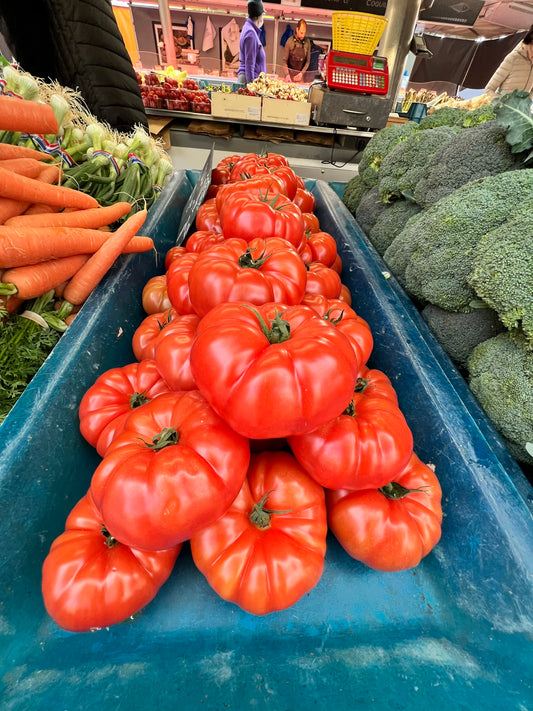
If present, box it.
[357,121,418,188]
[368,199,421,256]
[383,169,533,311]
[413,121,523,209]
[421,303,505,369]
[342,174,367,216]
[377,126,459,203]
[354,185,389,235]
[467,331,533,464]
[468,203,533,346]
[418,106,469,129]
[462,103,496,128]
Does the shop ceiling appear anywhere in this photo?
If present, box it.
[120,0,532,39]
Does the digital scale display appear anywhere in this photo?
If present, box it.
[326,50,389,95]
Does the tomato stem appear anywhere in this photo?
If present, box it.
[354,377,370,393]
[238,248,272,270]
[130,390,150,409]
[244,305,291,344]
[139,426,180,450]
[249,491,292,530]
[342,399,356,417]
[379,482,428,499]
[101,525,119,548]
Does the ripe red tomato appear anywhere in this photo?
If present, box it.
[304,262,342,299]
[153,313,200,391]
[89,390,250,551]
[185,229,226,254]
[79,359,170,457]
[292,187,316,214]
[188,237,307,318]
[190,301,359,439]
[164,246,187,271]
[142,274,172,315]
[190,450,327,615]
[218,192,305,249]
[300,230,338,268]
[326,453,443,571]
[288,366,413,490]
[215,175,285,213]
[301,293,374,368]
[302,212,320,234]
[195,197,221,233]
[211,154,242,185]
[41,491,181,632]
[269,165,299,200]
[339,283,351,304]
[132,309,177,361]
[165,251,199,315]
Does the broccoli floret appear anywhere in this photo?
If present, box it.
[383,170,533,311]
[413,121,523,209]
[354,185,389,235]
[377,126,459,203]
[468,203,533,346]
[357,121,418,188]
[467,331,533,464]
[342,174,367,215]
[368,199,422,256]
[418,106,469,129]
[421,303,505,369]
[462,103,496,128]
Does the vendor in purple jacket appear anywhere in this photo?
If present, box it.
[238,0,266,84]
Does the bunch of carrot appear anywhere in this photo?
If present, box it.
[0,96,155,313]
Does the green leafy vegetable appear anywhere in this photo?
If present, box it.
[493,89,533,163]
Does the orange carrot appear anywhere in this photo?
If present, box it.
[63,210,148,305]
[23,203,61,216]
[0,197,31,223]
[0,95,59,134]
[0,143,56,162]
[0,165,98,209]
[0,225,153,267]
[1,254,90,300]
[37,163,62,185]
[0,158,43,178]
[5,201,132,229]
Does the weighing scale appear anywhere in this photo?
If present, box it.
[326,50,389,95]
[309,11,393,130]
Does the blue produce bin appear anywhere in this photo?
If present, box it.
[1,173,533,711]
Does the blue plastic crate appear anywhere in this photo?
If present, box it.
[1,173,532,711]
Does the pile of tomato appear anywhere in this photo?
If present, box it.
[41,152,443,633]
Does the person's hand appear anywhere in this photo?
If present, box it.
[285,74,292,82]
[294,72,303,82]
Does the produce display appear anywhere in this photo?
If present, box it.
[343,89,533,468]
[246,72,309,101]
[40,151,443,632]
[0,62,174,422]
[137,70,211,113]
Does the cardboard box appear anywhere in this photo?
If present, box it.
[261,98,311,126]
[210,92,261,121]
[147,116,173,150]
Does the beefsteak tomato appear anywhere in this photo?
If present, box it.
[89,390,250,550]
[142,275,172,315]
[132,309,177,361]
[326,453,443,571]
[190,450,327,615]
[79,359,170,457]
[188,237,307,317]
[153,313,200,391]
[218,192,305,249]
[41,491,180,632]
[288,366,413,490]
[190,301,359,439]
